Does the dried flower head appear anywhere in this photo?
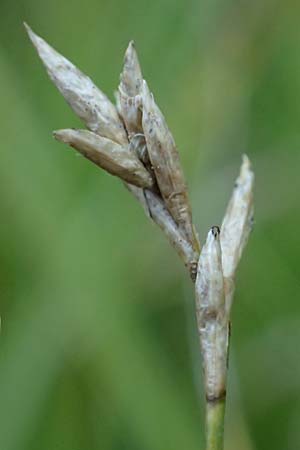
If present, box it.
[25,24,200,278]
[26,24,255,449]
[24,23,128,146]
[195,226,228,402]
[195,156,254,409]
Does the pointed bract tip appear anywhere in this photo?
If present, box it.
[127,40,135,50]
[53,129,74,144]
[23,22,41,46]
[23,21,30,32]
[24,23,51,61]
[240,154,254,184]
[242,154,251,169]
[120,40,142,97]
[24,22,34,40]
[124,40,137,60]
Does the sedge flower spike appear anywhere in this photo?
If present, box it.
[118,40,143,137]
[195,226,228,403]
[26,23,254,450]
[24,23,128,146]
[53,129,153,188]
[25,23,200,279]
[195,159,254,450]
[220,155,254,315]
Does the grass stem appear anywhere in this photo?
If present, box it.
[206,399,226,450]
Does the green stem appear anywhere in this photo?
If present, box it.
[205,399,226,450]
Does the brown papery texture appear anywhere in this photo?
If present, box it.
[54,129,153,189]
[195,227,228,401]
[220,155,254,314]
[142,81,200,254]
[25,23,128,146]
[118,41,143,137]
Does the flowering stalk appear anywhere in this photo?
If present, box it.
[195,158,254,450]
[25,24,254,450]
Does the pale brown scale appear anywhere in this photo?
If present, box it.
[25,23,128,146]
[142,81,200,254]
[54,129,154,189]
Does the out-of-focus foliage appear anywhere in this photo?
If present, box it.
[0,0,299,449]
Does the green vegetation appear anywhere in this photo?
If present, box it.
[0,1,299,449]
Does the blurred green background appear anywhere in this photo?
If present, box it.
[0,0,299,449]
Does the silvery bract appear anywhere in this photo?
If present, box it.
[220,155,254,314]
[118,42,153,179]
[195,227,228,401]
[54,129,153,188]
[25,23,128,146]
[220,155,254,280]
[118,41,143,137]
[142,80,200,255]
[195,157,254,404]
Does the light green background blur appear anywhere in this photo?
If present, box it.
[0,1,299,449]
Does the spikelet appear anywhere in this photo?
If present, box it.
[26,27,256,442]
[220,155,254,313]
[54,129,153,188]
[25,23,128,146]
[220,155,254,278]
[142,81,200,254]
[195,226,228,401]
[118,41,143,137]
[26,26,255,290]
